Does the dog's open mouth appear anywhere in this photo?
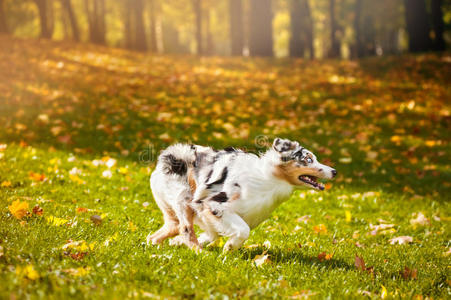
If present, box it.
[298,175,325,191]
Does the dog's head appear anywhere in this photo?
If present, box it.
[272,138,336,190]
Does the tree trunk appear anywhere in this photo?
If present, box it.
[148,0,158,52]
[328,0,340,58]
[85,0,105,44]
[431,0,445,51]
[303,0,314,59]
[249,0,273,57]
[35,0,53,38]
[0,0,8,34]
[192,0,203,55]
[229,0,244,56]
[353,0,363,58]
[289,0,304,57]
[204,7,214,55]
[60,0,80,41]
[97,0,106,44]
[362,15,376,56]
[133,0,147,51]
[404,0,432,52]
[123,0,133,49]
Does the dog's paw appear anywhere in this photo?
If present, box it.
[168,235,185,246]
[146,233,159,246]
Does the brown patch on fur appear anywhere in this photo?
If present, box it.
[229,193,240,201]
[187,168,197,195]
[273,161,324,185]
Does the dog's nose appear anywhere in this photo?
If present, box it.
[331,169,337,178]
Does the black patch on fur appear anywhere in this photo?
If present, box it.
[223,147,236,152]
[206,167,228,189]
[162,154,187,176]
[211,192,228,203]
[205,169,213,183]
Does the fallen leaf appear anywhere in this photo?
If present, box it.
[8,200,29,219]
[401,266,417,280]
[76,207,88,214]
[313,224,328,234]
[32,205,44,216]
[410,212,430,227]
[29,171,46,182]
[355,255,366,272]
[318,252,333,262]
[46,216,68,226]
[253,251,271,267]
[381,285,388,299]
[345,210,352,223]
[297,215,310,224]
[90,215,102,225]
[389,236,413,245]
[1,181,11,187]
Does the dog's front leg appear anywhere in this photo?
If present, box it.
[202,209,250,252]
[221,212,250,252]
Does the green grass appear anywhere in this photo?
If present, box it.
[0,36,450,299]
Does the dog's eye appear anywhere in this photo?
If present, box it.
[306,157,313,164]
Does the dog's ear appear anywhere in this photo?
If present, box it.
[273,138,299,156]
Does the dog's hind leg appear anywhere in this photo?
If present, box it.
[146,204,179,245]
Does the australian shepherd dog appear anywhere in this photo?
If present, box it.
[147,138,337,252]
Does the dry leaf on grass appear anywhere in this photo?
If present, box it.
[253,251,271,267]
[389,236,413,245]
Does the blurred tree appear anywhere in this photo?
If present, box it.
[84,0,106,44]
[133,0,147,51]
[60,0,79,41]
[362,15,375,55]
[148,0,158,52]
[289,0,314,58]
[289,0,304,57]
[34,0,54,38]
[124,0,132,48]
[0,0,8,33]
[249,0,273,56]
[204,4,214,55]
[303,0,314,59]
[431,0,445,51]
[328,0,340,58]
[229,0,244,55]
[404,0,432,52]
[192,0,203,55]
[353,0,363,58]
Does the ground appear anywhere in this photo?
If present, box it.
[0,36,450,299]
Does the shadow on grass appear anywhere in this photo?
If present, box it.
[204,246,354,271]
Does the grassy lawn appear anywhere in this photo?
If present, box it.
[0,36,450,299]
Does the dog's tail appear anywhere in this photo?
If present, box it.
[157,144,195,177]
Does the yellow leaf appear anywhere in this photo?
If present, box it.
[313,224,328,235]
[128,221,137,232]
[345,210,352,223]
[25,265,39,280]
[16,265,40,280]
[46,216,68,226]
[381,285,388,299]
[9,200,29,219]
[1,181,11,187]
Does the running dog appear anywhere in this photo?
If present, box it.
[147,138,336,251]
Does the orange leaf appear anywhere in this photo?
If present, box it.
[32,205,44,216]
[8,200,29,219]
